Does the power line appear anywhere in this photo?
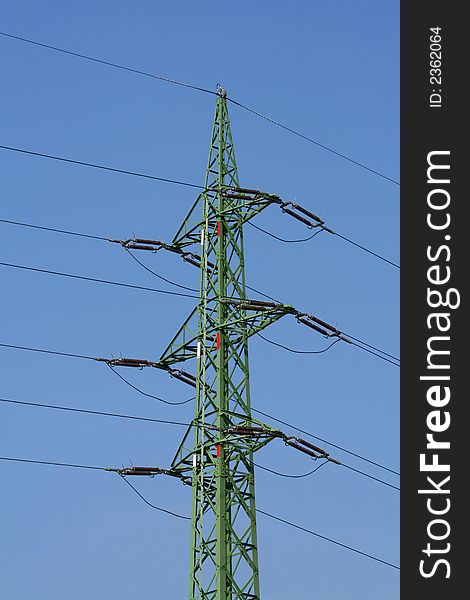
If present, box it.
[125,249,198,292]
[1,216,400,363]
[1,394,399,485]
[0,220,399,469]
[0,397,189,426]
[119,475,191,520]
[0,342,193,407]
[332,231,400,269]
[1,201,398,277]
[117,470,398,569]
[0,31,216,97]
[0,299,398,379]
[0,217,278,302]
[257,332,340,355]
[256,456,399,492]
[349,340,400,367]
[0,341,95,361]
[0,260,200,299]
[247,220,323,243]
[122,478,400,569]
[1,32,399,587]
[0,220,400,368]
[228,98,400,186]
[0,218,200,293]
[0,255,398,370]
[0,455,191,519]
[343,332,400,363]
[248,219,399,270]
[1,218,400,328]
[107,365,194,406]
[0,219,399,310]
[253,459,329,479]
[258,329,398,368]
[0,453,398,569]
[0,218,109,241]
[0,31,399,187]
[245,284,279,303]
[341,463,399,491]
[0,251,400,369]
[2,338,397,487]
[0,455,105,471]
[0,249,399,366]
[2,383,395,492]
[255,509,399,570]
[252,408,399,477]
[0,144,205,189]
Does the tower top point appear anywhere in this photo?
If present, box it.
[216,83,227,97]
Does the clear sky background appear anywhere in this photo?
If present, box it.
[1,2,399,599]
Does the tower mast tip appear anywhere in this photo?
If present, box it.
[216,83,227,97]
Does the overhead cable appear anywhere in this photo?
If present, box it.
[343,332,400,363]
[0,31,216,96]
[0,453,398,569]
[252,408,399,477]
[119,467,399,569]
[247,220,323,243]
[340,463,400,491]
[0,144,205,189]
[124,249,198,292]
[0,218,109,241]
[250,219,399,269]
[0,397,189,426]
[256,331,340,355]
[119,475,191,520]
[227,98,400,186]
[0,260,200,299]
[1,195,398,271]
[113,468,400,569]
[0,217,285,303]
[348,341,400,367]
[107,365,194,406]
[1,395,398,482]
[0,455,105,471]
[332,231,400,269]
[0,31,399,186]
[255,509,399,569]
[0,341,95,361]
[253,459,329,479]
[242,192,399,269]
[0,342,192,406]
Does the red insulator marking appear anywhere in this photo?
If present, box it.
[216,332,221,349]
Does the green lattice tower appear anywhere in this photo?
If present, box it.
[159,89,293,600]
[192,89,259,600]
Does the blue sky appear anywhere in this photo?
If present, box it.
[1,2,399,599]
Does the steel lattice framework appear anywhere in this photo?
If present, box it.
[159,90,290,600]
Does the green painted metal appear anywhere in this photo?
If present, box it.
[163,91,290,599]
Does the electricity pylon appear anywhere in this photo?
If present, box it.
[159,87,290,600]
[105,86,344,599]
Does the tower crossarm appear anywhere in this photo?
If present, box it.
[171,187,278,252]
[170,415,285,475]
[158,301,295,369]
[169,421,340,484]
[170,186,332,255]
